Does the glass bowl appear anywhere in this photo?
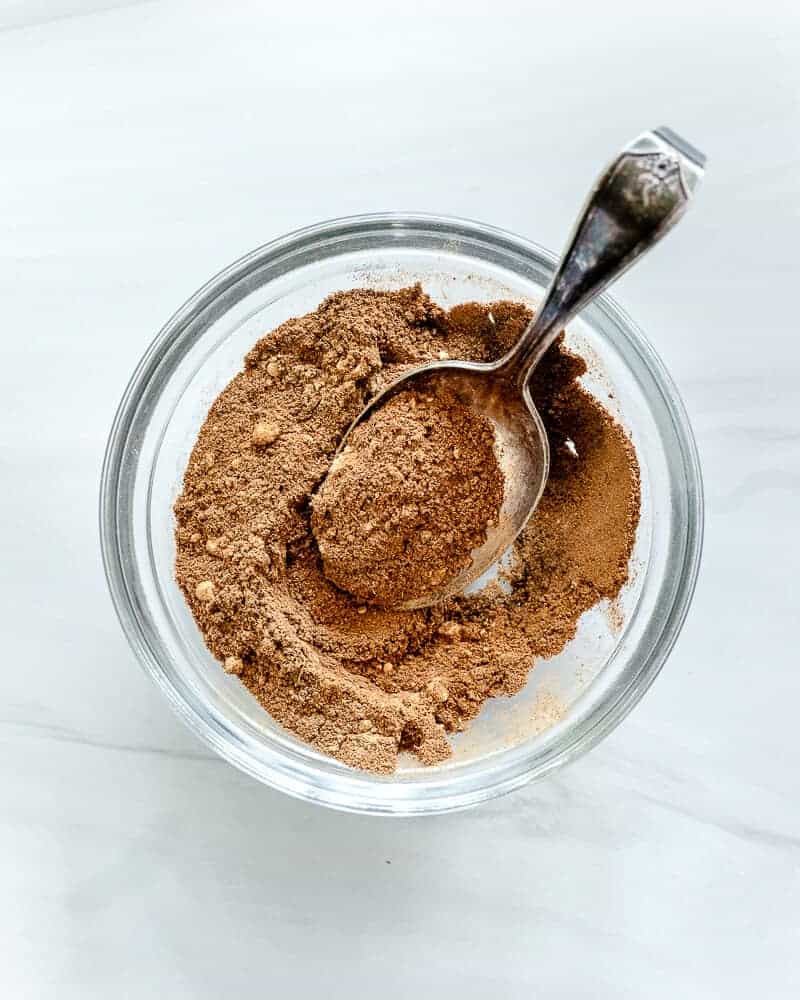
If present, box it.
[99,213,703,815]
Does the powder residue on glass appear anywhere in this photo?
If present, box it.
[174,286,640,773]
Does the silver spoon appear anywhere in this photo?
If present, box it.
[329,127,706,610]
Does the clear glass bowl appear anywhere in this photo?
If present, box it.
[99,213,703,815]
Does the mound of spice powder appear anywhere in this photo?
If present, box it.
[174,286,640,773]
[311,384,504,607]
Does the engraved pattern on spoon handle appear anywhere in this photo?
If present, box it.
[500,127,706,386]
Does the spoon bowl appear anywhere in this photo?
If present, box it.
[325,127,706,609]
[343,359,550,609]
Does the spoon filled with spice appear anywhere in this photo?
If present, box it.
[312,127,706,610]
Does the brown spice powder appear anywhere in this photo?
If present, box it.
[311,385,504,607]
[174,286,640,773]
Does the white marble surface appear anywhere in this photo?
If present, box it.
[2,1,799,996]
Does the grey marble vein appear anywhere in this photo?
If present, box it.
[1,718,217,762]
[0,0,156,35]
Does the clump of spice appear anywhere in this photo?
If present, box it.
[174,286,640,773]
[311,385,504,607]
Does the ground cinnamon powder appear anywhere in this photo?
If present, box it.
[174,286,640,773]
[311,385,504,607]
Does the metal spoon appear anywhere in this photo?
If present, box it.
[330,127,706,609]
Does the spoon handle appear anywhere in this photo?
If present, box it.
[499,127,706,387]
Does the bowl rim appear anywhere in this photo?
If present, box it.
[99,211,704,815]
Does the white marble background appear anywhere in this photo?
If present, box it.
[2,1,799,996]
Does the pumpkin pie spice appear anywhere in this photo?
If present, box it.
[174,286,640,773]
[312,384,504,608]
